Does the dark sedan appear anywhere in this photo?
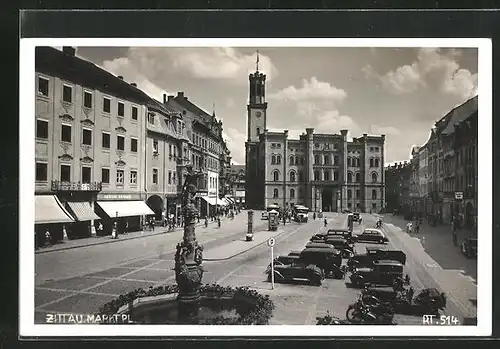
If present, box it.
[355,228,389,244]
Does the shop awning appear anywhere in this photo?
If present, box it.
[200,196,218,206]
[97,200,154,218]
[67,202,100,221]
[219,199,229,206]
[224,197,235,204]
[35,195,74,224]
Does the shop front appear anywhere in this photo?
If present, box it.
[65,201,100,239]
[200,195,217,218]
[35,195,74,246]
[96,193,154,235]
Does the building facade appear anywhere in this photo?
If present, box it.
[244,65,385,212]
[35,46,154,241]
[418,142,429,215]
[166,92,228,218]
[384,162,411,215]
[226,164,246,206]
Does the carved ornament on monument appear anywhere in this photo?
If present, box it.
[81,118,94,127]
[58,153,73,162]
[115,126,127,134]
[80,156,94,164]
[60,141,70,153]
[61,101,72,113]
[59,113,74,123]
[115,159,126,167]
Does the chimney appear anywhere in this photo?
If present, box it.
[117,76,123,80]
[177,92,185,99]
[130,83,137,87]
[163,94,167,104]
[62,46,76,56]
[168,95,175,102]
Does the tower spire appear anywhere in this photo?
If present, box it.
[256,49,260,72]
[212,103,216,116]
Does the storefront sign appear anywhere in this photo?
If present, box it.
[455,192,463,200]
[235,190,245,198]
[99,193,140,200]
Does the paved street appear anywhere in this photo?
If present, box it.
[35,211,476,325]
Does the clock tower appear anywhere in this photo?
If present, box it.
[245,51,268,209]
[247,52,267,142]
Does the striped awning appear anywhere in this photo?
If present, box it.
[67,202,100,221]
[97,200,154,218]
[224,197,235,204]
[35,195,74,224]
[200,196,218,206]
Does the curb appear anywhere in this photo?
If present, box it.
[203,224,300,262]
[35,221,226,255]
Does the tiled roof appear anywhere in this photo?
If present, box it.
[440,96,478,135]
[35,47,153,105]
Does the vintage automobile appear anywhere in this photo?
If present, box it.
[324,236,355,258]
[267,247,344,279]
[305,242,337,250]
[293,205,309,223]
[349,260,405,288]
[461,237,477,259]
[362,286,447,316]
[311,229,355,244]
[266,261,324,286]
[355,228,389,244]
[288,250,302,257]
[347,247,406,271]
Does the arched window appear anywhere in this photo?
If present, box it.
[347,157,352,167]
[347,172,353,183]
[298,171,303,181]
[314,154,319,165]
[347,189,352,199]
[290,188,295,198]
[371,172,378,183]
[289,156,294,165]
[301,156,305,165]
[334,155,339,165]
[324,170,330,181]
[369,158,374,167]
[324,155,329,165]
[289,171,296,182]
[273,170,279,181]
[314,171,320,181]
[374,158,380,167]
[276,155,282,165]
[273,189,279,198]
[271,155,276,165]
[372,189,377,200]
[334,171,339,181]
[355,172,360,183]
[256,127,260,136]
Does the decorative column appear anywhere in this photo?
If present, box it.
[340,129,348,211]
[174,165,205,323]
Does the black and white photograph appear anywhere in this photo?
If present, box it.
[19,38,491,337]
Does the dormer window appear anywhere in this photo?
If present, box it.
[148,112,155,124]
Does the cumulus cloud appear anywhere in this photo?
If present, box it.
[364,48,477,99]
[222,127,246,165]
[370,125,401,136]
[269,77,347,103]
[102,57,168,100]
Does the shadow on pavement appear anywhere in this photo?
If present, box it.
[380,214,477,284]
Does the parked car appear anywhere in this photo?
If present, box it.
[342,209,352,214]
[266,262,324,286]
[461,237,477,258]
[305,242,337,250]
[355,228,389,244]
[311,229,355,244]
[267,247,344,280]
[349,260,405,288]
[325,236,355,258]
[347,247,406,271]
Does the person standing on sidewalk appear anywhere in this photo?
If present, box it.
[452,217,458,246]
[97,222,103,237]
[414,219,420,234]
[124,221,129,235]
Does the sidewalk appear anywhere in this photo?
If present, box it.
[35,217,233,254]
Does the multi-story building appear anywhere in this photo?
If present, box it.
[244,65,385,212]
[409,146,420,214]
[144,96,191,223]
[35,46,154,241]
[226,164,246,206]
[384,162,411,215]
[418,142,429,215]
[165,92,228,218]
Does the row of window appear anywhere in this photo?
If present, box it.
[35,161,183,188]
[314,143,340,150]
[269,188,379,201]
[272,188,298,199]
[369,146,380,152]
[36,119,139,152]
[38,76,139,120]
[270,170,379,183]
[35,162,138,185]
[192,131,222,155]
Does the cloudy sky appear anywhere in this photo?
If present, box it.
[71,46,478,165]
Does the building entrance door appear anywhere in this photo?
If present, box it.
[321,188,334,212]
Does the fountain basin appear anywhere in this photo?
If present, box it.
[98,284,275,325]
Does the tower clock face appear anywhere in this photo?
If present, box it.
[255,111,262,118]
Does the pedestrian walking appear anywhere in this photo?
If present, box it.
[124,221,129,234]
[44,230,52,246]
[111,222,118,239]
[97,222,103,237]
[406,221,412,234]
[217,216,221,228]
[324,218,328,227]
[313,212,316,220]
[414,220,420,234]
[151,219,155,232]
[205,216,209,228]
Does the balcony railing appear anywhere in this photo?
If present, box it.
[51,180,102,192]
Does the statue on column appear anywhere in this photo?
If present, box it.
[174,165,205,321]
